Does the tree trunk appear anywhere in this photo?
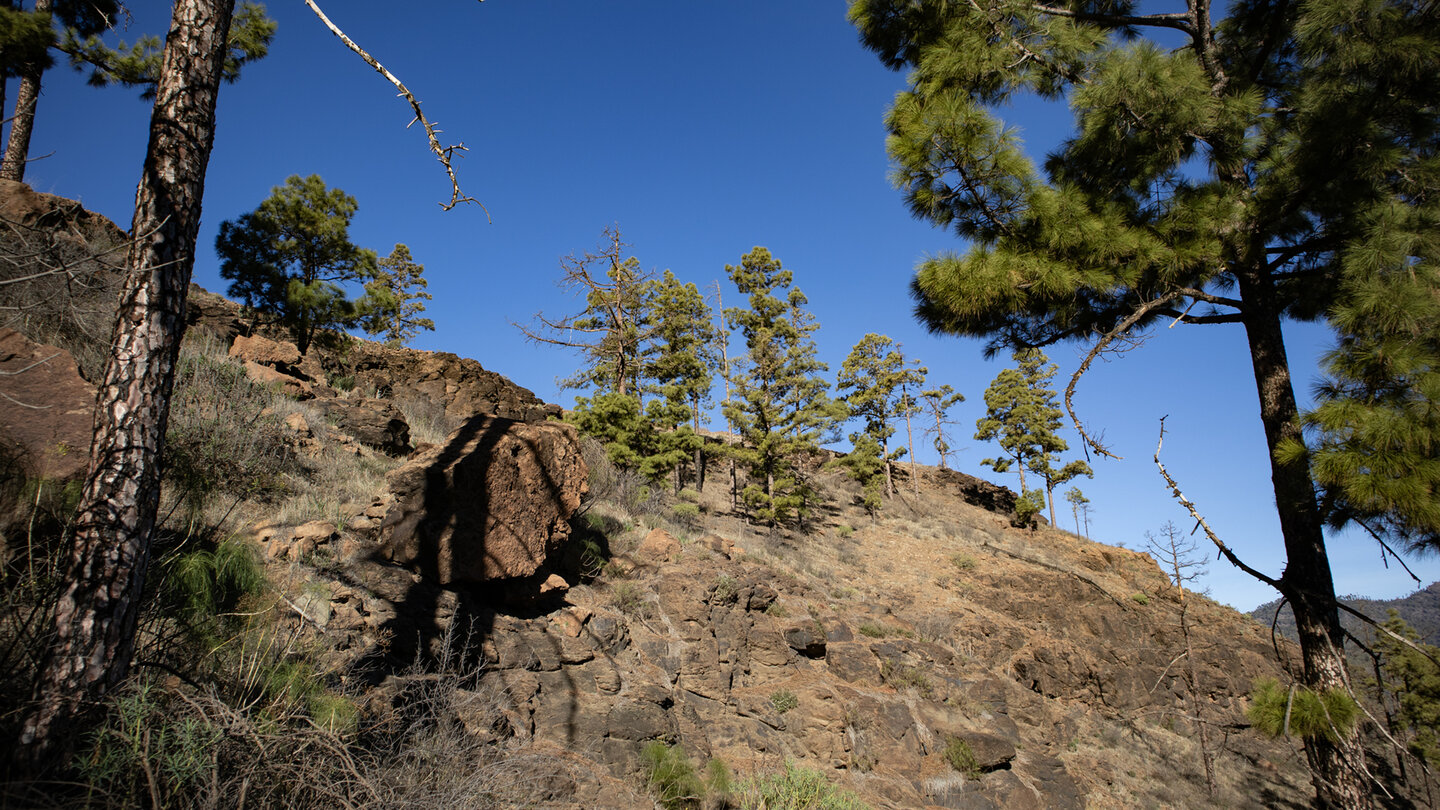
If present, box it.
[0,0,51,181]
[1237,268,1370,809]
[18,0,236,761]
[903,391,918,498]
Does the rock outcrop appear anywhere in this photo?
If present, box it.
[376,414,587,587]
[0,328,96,482]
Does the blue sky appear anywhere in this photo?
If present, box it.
[12,0,1438,610]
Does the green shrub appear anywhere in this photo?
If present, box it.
[1130,592,1150,606]
[613,581,653,617]
[79,681,222,804]
[771,689,799,714]
[673,501,701,526]
[949,553,976,571]
[642,741,703,809]
[679,488,702,503]
[942,737,981,778]
[1013,488,1044,528]
[880,659,935,699]
[836,525,854,539]
[167,537,265,627]
[1247,678,1360,742]
[713,574,738,603]
[736,762,872,810]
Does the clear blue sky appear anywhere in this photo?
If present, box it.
[13,0,1438,610]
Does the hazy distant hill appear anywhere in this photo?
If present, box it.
[1250,581,1440,646]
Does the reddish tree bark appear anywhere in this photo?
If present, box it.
[18,0,236,759]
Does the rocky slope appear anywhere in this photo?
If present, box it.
[0,182,1360,808]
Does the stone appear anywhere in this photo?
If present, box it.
[0,328,96,482]
[242,360,313,399]
[825,643,882,686]
[784,623,828,658]
[377,413,587,586]
[317,398,411,456]
[636,528,681,564]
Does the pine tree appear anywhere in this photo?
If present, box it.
[0,1,274,181]
[837,333,925,501]
[723,247,838,526]
[647,270,719,490]
[1064,487,1091,538]
[918,384,965,470]
[215,174,381,355]
[974,349,1091,524]
[851,0,1439,801]
[516,226,655,398]
[361,243,435,347]
[1373,612,1440,770]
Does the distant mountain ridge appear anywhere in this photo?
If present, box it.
[1250,581,1440,646]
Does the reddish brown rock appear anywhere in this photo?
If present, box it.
[377,414,587,585]
[0,328,96,481]
[329,340,559,423]
[636,528,681,564]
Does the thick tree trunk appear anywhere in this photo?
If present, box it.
[1237,269,1370,809]
[0,0,51,182]
[18,0,236,760]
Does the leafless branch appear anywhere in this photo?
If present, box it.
[1031,3,1194,32]
[302,0,484,215]
[1065,290,1183,460]
[1155,416,1282,588]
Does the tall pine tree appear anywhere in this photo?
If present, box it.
[837,333,925,501]
[851,0,1439,802]
[723,247,838,526]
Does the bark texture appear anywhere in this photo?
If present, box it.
[0,0,51,181]
[1237,268,1368,809]
[18,0,236,758]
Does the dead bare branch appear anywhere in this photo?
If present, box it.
[1154,416,1282,588]
[302,0,484,215]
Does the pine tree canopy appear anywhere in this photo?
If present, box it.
[216,174,380,355]
[60,1,275,98]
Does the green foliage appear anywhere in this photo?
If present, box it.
[1065,486,1093,536]
[642,741,704,810]
[612,581,652,617]
[736,761,872,810]
[836,333,927,504]
[216,174,381,355]
[1130,592,1150,606]
[942,737,981,779]
[1373,612,1440,767]
[880,659,934,698]
[770,689,799,714]
[834,432,886,514]
[974,349,1091,523]
[0,6,56,80]
[79,682,222,805]
[164,340,294,526]
[60,1,274,97]
[167,538,264,627]
[1248,678,1361,743]
[949,553,976,571]
[1012,488,1045,528]
[361,243,435,346]
[723,247,841,525]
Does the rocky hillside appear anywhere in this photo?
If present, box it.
[3,182,1415,809]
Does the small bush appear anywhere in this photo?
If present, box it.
[643,741,703,810]
[713,574,738,604]
[880,659,935,699]
[1130,592,1150,606]
[673,501,702,527]
[836,525,854,539]
[736,762,872,810]
[679,488,702,503]
[1247,678,1360,743]
[771,689,799,714]
[858,622,887,638]
[942,737,981,778]
[949,553,976,571]
[613,581,653,617]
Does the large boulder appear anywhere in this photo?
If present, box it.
[377,414,586,585]
[0,328,95,482]
[317,397,412,456]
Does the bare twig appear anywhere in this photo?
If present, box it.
[302,0,484,214]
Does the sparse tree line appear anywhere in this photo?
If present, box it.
[520,227,1095,530]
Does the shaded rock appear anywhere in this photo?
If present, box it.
[0,328,95,482]
[825,642,882,686]
[318,397,411,456]
[784,623,827,658]
[242,360,314,399]
[378,414,587,586]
